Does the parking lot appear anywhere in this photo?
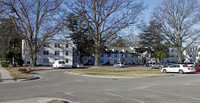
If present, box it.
[0,67,200,103]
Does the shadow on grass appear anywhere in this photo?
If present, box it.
[47,100,70,103]
[22,76,40,81]
[29,72,39,74]
[57,67,90,70]
[62,101,70,103]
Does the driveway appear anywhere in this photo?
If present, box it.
[0,69,200,103]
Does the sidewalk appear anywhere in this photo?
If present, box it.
[0,97,71,103]
[0,67,15,83]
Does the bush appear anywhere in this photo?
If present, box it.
[8,64,14,67]
[18,68,27,73]
[0,61,9,67]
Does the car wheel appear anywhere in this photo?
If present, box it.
[179,70,184,74]
[163,69,167,73]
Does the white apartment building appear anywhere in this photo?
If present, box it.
[102,47,145,64]
[83,47,146,65]
[82,47,179,65]
[22,39,79,66]
[22,38,180,66]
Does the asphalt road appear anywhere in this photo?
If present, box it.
[1,69,200,103]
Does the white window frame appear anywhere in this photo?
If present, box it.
[55,51,60,55]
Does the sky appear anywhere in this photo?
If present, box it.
[120,0,163,36]
[124,0,200,36]
[143,0,163,22]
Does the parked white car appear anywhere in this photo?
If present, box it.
[113,63,125,68]
[161,64,196,74]
[53,60,66,68]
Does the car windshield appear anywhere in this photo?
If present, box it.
[59,61,65,64]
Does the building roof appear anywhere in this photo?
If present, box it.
[106,47,135,53]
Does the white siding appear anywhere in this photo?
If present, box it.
[22,39,78,66]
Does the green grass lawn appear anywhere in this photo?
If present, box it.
[69,69,173,78]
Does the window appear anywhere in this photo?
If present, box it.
[43,51,49,55]
[43,59,49,63]
[100,60,104,64]
[66,44,69,48]
[27,61,30,64]
[43,43,49,47]
[108,54,111,57]
[66,51,69,55]
[88,59,92,63]
[55,43,60,48]
[66,59,68,63]
[55,51,60,55]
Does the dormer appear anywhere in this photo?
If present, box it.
[112,49,115,52]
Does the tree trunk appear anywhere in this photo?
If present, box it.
[94,50,100,66]
[94,41,100,66]
[29,51,37,67]
[12,57,15,65]
[177,38,183,63]
[177,47,182,63]
[12,43,15,65]
[78,51,83,64]
[27,40,38,67]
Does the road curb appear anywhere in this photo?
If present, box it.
[0,97,74,103]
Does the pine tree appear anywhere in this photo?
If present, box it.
[0,18,23,66]
[138,20,168,62]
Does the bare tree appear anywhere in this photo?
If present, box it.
[153,0,200,63]
[66,0,145,65]
[123,34,140,47]
[1,0,63,67]
[185,42,199,62]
